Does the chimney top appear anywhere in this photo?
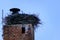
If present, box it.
[10,8,20,13]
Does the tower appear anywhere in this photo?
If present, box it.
[2,8,40,40]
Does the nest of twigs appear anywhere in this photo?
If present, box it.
[4,8,41,28]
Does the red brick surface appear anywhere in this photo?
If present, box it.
[3,24,34,40]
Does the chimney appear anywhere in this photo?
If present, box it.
[10,8,20,14]
[2,8,40,40]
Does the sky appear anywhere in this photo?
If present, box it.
[0,0,60,40]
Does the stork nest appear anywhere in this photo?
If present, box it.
[4,13,40,26]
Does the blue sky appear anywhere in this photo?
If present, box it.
[0,0,60,40]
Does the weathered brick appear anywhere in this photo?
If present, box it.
[3,24,34,40]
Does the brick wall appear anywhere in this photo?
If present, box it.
[3,24,34,40]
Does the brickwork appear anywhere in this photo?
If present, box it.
[3,24,34,40]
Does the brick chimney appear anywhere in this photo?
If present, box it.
[3,24,34,40]
[2,8,40,40]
